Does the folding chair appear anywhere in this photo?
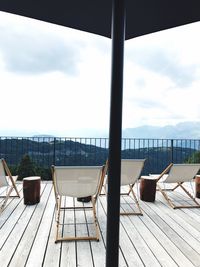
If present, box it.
[52,165,106,242]
[0,158,20,213]
[120,159,145,215]
[156,163,200,209]
[104,159,145,215]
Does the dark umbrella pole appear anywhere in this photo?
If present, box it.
[106,1,125,266]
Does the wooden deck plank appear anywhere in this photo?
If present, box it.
[25,184,55,267]
[75,199,95,267]
[119,211,161,267]
[0,184,23,229]
[149,193,200,252]
[140,199,200,267]
[137,200,194,267]
[8,183,51,267]
[1,182,200,267]
[0,184,46,249]
[97,196,128,267]
[86,200,106,267]
[156,195,200,241]
[122,186,182,266]
[128,213,178,267]
[0,199,39,266]
[59,197,77,267]
[100,196,144,267]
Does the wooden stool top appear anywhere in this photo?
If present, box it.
[141,175,157,180]
[23,176,41,181]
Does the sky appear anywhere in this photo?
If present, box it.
[0,11,200,137]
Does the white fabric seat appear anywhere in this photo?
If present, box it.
[54,166,103,197]
[52,164,107,242]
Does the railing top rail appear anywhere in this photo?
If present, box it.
[0,136,200,141]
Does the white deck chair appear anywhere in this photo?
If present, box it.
[104,159,145,215]
[120,159,145,215]
[156,163,200,209]
[0,158,20,213]
[52,165,106,242]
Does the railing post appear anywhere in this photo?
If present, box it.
[53,137,56,165]
[171,139,174,163]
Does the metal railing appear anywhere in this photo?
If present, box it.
[0,136,199,176]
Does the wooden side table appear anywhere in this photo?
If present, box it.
[140,176,157,202]
[195,175,200,198]
[23,176,41,205]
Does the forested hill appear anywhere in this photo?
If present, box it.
[0,138,197,175]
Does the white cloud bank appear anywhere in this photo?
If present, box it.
[0,11,199,137]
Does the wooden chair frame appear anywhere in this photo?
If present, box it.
[103,159,145,216]
[120,182,143,215]
[156,163,200,209]
[0,159,20,213]
[52,164,107,243]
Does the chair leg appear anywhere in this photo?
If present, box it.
[157,183,176,209]
[0,184,20,213]
[12,182,20,198]
[127,184,134,195]
[157,183,200,209]
[130,185,143,215]
[120,185,143,215]
[170,182,183,191]
[55,197,62,243]
[3,159,20,198]
[100,184,107,196]
[178,183,200,208]
[91,197,100,241]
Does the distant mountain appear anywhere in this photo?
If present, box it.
[32,134,55,138]
[32,134,55,142]
[122,121,200,139]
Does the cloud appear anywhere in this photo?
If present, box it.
[0,16,81,75]
[126,46,197,87]
[0,13,200,135]
[125,22,200,88]
[134,99,165,109]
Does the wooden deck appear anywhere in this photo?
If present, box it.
[1,181,200,267]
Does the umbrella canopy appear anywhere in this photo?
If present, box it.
[0,0,199,39]
[0,1,199,266]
